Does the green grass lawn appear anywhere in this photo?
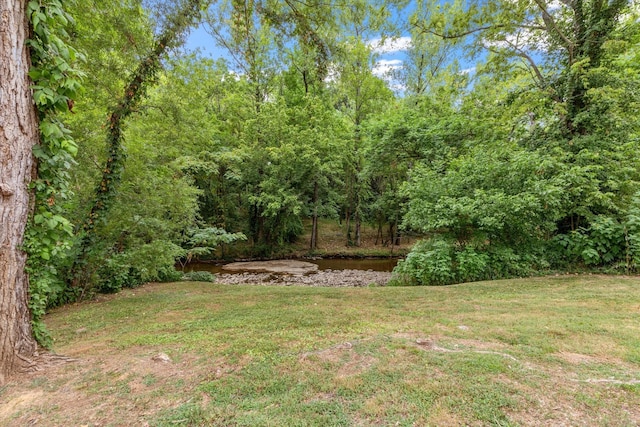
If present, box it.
[2,275,639,426]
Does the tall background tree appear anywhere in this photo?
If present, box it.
[393,0,640,285]
[68,0,206,292]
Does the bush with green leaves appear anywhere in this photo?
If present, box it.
[395,143,562,285]
[97,257,142,294]
[179,227,247,266]
[554,216,624,266]
[95,240,184,293]
[403,144,564,245]
[391,238,542,286]
[392,238,455,286]
[551,193,640,272]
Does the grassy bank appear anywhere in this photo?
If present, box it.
[1,275,639,425]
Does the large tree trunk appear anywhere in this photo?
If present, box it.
[0,0,40,383]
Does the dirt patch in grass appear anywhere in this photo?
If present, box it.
[300,341,377,378]
[505,368,640,426]
[0,347,224,427]
[335,354,377,379]
[300,341,357,363]
[555,351,613,365]
[391,332,513,355]
[0,390,44,422]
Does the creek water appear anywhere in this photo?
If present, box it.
[184,258,399,274]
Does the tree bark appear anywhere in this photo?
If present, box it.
[345,208,352,245]
[354,174,361,247]
[0,0,40,383]
[375,221,382,245]
[310,181,318,250]
[355,211,361,247]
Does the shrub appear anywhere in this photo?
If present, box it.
[96,240,183,293]
[392,239,455,286]
[157,266,184,282]
[97,257,143,293]
[456,246,489,282]
[391,238,542,286]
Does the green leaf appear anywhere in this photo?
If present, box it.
[39,249,50,261]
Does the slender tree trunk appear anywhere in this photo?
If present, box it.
[394,225,401,246]
[354,174,361,247]
[389,222,396,246]
[345,208,352,245]
[375,221,382,245]
[355,211,361,247]
[310,214,318,249]
[353,126,362,247]
[389,220,401,246]
[344,171,352,245]
[310,181,318,250]
[0,0,40,383]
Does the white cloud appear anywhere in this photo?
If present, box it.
[368,37,412,54]
[461,66,476,75]
[547,0,563,11]
[324,64,339,83]
[372,59,403,78]
[387,82,407,93]
[222,70,243,81]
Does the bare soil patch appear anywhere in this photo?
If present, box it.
[0,348,219,427]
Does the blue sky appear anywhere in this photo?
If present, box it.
[183,21,414,90]
[184,25,221,59]
[181,1,569,93]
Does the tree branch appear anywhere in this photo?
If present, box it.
[502,38,547,88]
[532,0,574,62]
[414,23,508,40]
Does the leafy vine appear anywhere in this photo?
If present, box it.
[24,0,84,346]
[71,0,206,289]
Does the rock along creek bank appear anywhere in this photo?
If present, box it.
[189,259,398,287]
[215,269,392,287]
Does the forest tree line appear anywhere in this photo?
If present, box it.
[14,0,640,345]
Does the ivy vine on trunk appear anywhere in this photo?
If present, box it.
[1,0,82,382]
[70,0,207,290]
[23,0,84,347]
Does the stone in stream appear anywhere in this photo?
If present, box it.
[221,260,318,275]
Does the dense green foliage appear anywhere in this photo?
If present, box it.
[25,0,84,345]
[68,0,207,294]
[25,0,640,323]
[395,0,640,285]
